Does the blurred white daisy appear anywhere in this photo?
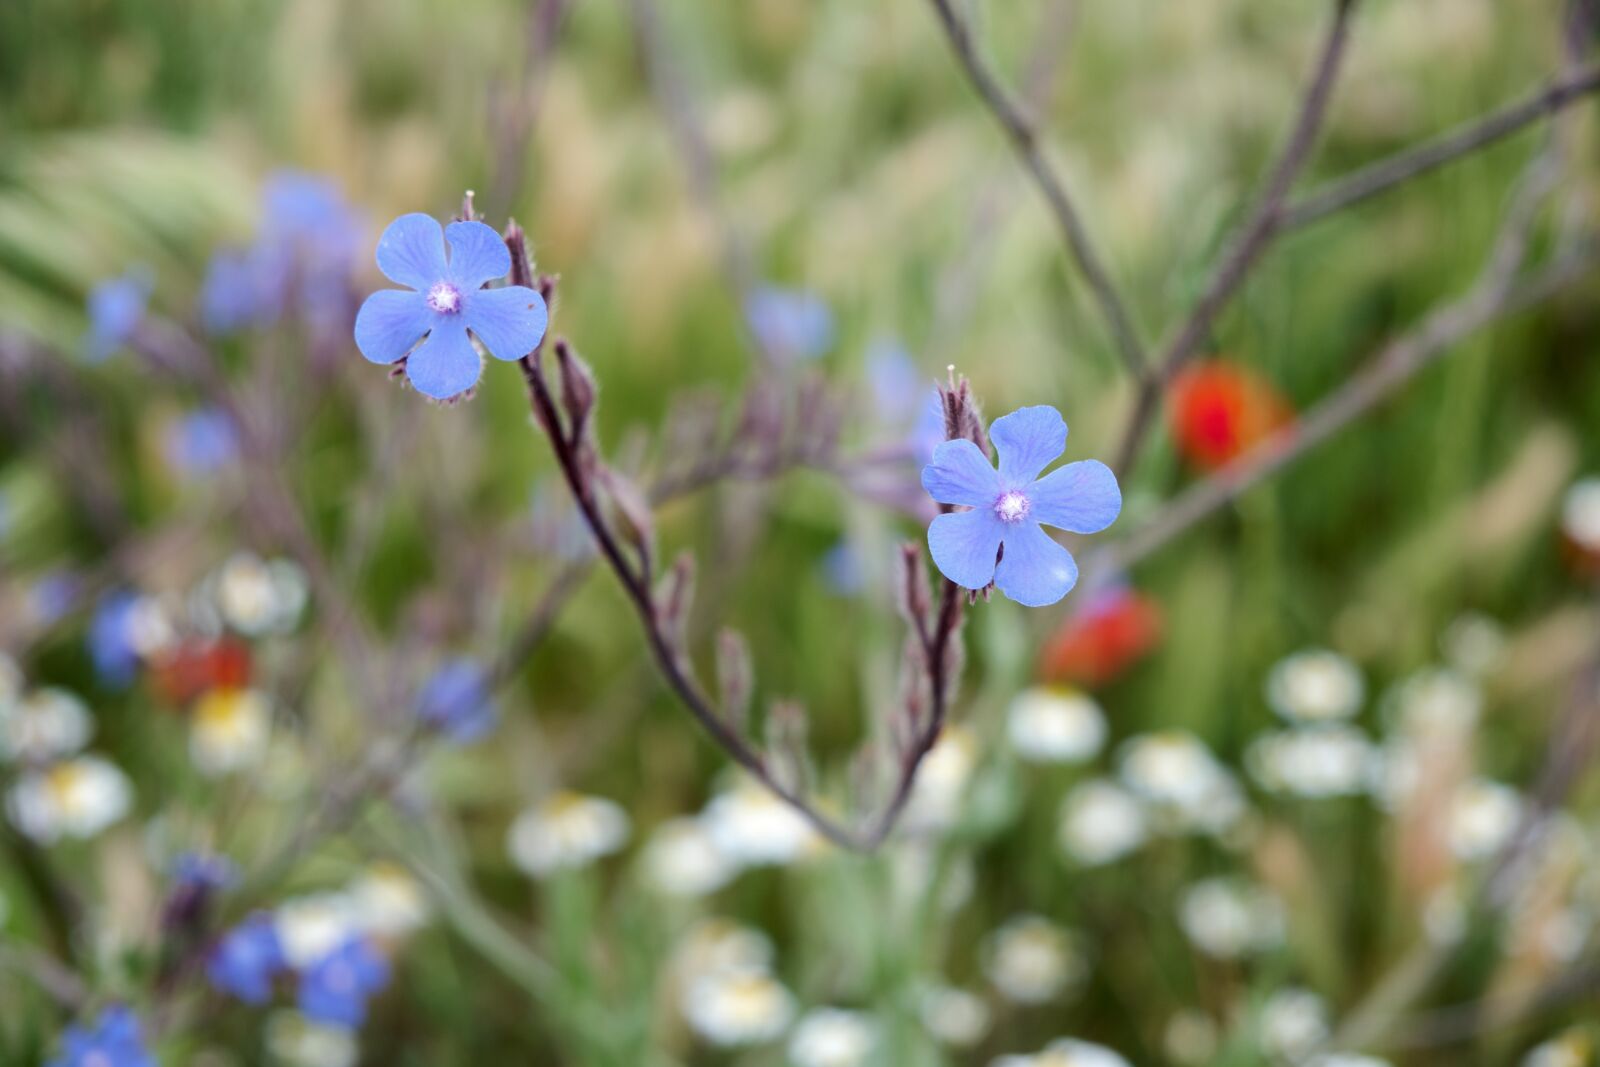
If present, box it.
[1006,687,1106,764]
[1178,878,1285,959]
[1561,477,1600,552]
[189,687,271,777]
[1521,1029,1591,1067]
[1163,1010,1219,1065]
[1118,732,1245,836]
[701,780,818,867]
[216,553,308,637]
[6,756,132,843]
[787,1007,877,1067]
[346,862,430,939]
[1246,725,1376,798]
[671,918,775,980]
[991,1037,1133,1067]
[1058,779,1147,865]
[1441,614,1505,678]
[0,687,93,764]
[1390,668,1482,733]
[507,791,630,877]
[275,892,359,969]
[265,1010,359,1067]
[902,726,978,833]
[1266,649,1364,723]
[641,817,738,896]
[983,914,1084,1005]
[1447,779,1522,861]
[681,965,795,1047]
[918,985,990,1048]
[1258,987,1329,1063]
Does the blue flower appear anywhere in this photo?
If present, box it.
[84,273,150,363]
[745,286,833,362]
[417,658,497,743]
[921,406,1121,607]
[49,1005,156,1067]
[199,248,271,335]
[298,938,391,1027]
[164,408,239,477]
[207,912,285,1004]
[354,213,548,400]
[821,540,865,595]
[88,590,143,687]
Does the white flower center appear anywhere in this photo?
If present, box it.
[426,281,462,314]
[994,490,1031,524]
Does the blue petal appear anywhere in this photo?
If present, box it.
[1031,460,1122,534]
[927,508,1004,590]
[405,325,481,399]
[990,405,1067,484]
[354,289,432,365]
[921,439,1001,508]
[445,221,512,290]
[375,213,447,291]
[995,521,1079,607]
[463,285,548,362]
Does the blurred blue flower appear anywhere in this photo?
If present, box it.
[49,1005,155,1067]
[164,408,239,477]
[84,273,149,363]
[89,590,143,687]
[417,658,497,742]
[28,570,81,627]
[821,540,865,595]
[207,912,284,1004]
[866,339,921,421]
[199,247,271,334]
[354,213,548,400]
[173,851,238,892]
[298,938,391,1027]
[910,388,947,465]
[922,406,1121,607]
[745,286,833,362]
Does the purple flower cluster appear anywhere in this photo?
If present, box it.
[207,914,391,1027]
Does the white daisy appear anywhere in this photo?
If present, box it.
[902,726,979,833]
[787,1007,877,1067]
[1057,779,1147,865]
[189,687,271,776]
[918,985,990,1048]
[216,553,308,637]
[6,756,132,843]
[507,791,630,877]
[1246,725,1376,798]
[1447,779,1522,861]
[983,914,1084,1005]
[1178,878,1285,960]
[1561,477,1600,552]
[0,687,93,764]
[265,1010,359,1067]
[1006,687,1106,764]
[701,780,818,867]
[680,965,795,1047]
[1266,649,1364,723]
[274,892,359,969]
[641,817,737,896]
[1258,987,1329,1063]
[346,863,430,939]
[1118,732,1245,836]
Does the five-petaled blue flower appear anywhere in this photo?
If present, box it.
[49,1005,156,1067]
[88,590,144,688]
[921,405,1120,607]
[354,213,548,400]
[207,912,285,1005]
[417,658,497,743]
[298,937,391,1027]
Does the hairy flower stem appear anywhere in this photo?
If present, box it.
[504,223,964,851]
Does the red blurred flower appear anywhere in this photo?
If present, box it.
[1039,585,1162,687]
[1168,361,1292,470]
[149,638,253,707]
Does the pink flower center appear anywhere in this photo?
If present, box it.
[994,490,1031,524]
[426,282,462,314]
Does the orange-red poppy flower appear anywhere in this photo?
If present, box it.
[149,638,253,707]
[1168,361,1292,470]
[1040,585,1163,687]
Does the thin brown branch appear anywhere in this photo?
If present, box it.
[1283,60,1600,230]
[924,0,1146,376]
[1113,0,1359,476]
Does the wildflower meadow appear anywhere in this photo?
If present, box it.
[3,1,1600,1065]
